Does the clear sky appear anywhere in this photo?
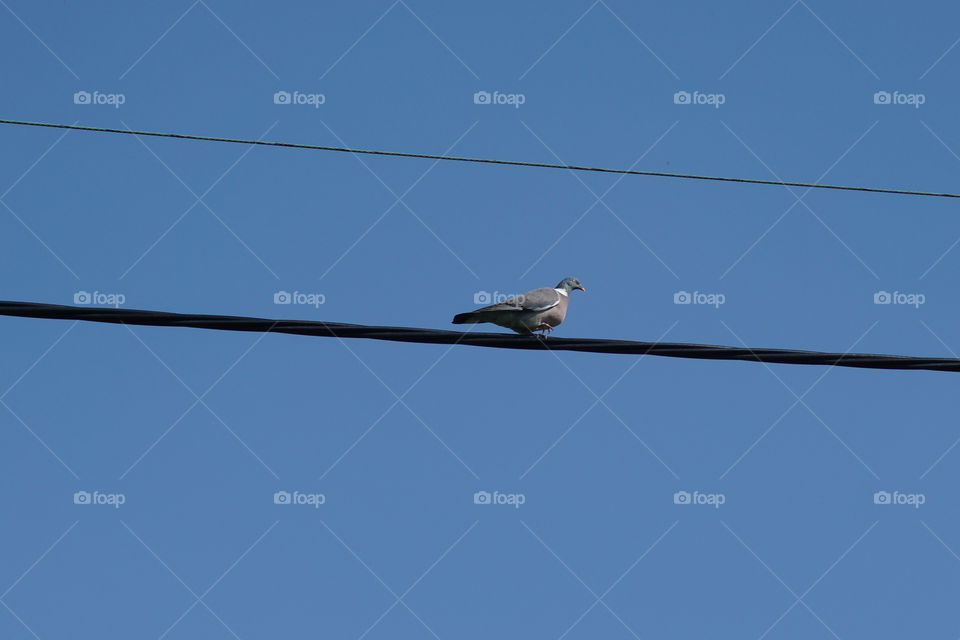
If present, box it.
[2,1,960,638]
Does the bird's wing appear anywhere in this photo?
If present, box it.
[512,287,561,312]
[462,287,560,313]
[469,288,560,314]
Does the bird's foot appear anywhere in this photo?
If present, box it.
[534,323,554,337]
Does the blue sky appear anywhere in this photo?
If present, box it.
[3,1,960,637]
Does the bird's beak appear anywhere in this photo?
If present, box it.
[575,285,585,291]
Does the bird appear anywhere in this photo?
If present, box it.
[452,277,585,335]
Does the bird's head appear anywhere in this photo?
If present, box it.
[556,277,585,293]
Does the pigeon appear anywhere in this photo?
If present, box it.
[452,277,585,335]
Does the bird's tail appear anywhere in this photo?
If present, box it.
[452,312,481,324]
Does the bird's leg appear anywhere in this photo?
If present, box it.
[534,322,554,337]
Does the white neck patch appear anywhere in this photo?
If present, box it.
[555,288,568,297]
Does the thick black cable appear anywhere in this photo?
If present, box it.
[1,300,957,373]
[2,118,958,199]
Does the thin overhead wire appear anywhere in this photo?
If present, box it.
[1,300,957,373]
[1,118,958,199]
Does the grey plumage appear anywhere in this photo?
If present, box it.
[452,277,585,335]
